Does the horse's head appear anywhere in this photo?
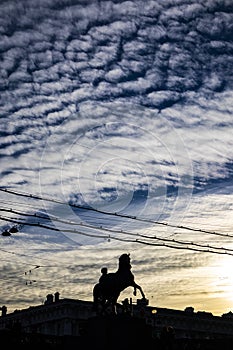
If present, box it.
[119,253,131,266]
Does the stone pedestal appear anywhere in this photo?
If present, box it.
[86,315,151,350]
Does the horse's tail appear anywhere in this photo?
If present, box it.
[93,283,101,312]
[92,283,100,312]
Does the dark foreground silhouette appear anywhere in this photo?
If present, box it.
[2,315,233,350]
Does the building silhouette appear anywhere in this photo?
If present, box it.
[1,293,233,349]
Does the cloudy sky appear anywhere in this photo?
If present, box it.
[1,0,233,316]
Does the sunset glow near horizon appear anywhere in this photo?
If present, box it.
[1,0,233,317]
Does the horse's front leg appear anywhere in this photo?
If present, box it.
[133,282,145,299]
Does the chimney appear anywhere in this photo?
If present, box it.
[45,294,53,304]
[54,292,60,302]
[1,305,7,316]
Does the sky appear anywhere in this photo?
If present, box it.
[0,0,233,316]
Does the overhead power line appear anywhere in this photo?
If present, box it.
[0,187,230,238]
[1,207,233,253]
[1,212,233,257]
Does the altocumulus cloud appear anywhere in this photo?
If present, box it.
[1,0,233,114]
[1,0,233,233]
[0,0,232,192]
[1,0,233,313]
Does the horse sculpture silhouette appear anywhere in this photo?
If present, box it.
[93,253,146,315]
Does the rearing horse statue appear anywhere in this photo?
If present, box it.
[93,253,146,315]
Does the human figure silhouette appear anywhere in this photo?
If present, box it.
[99,267,108,283]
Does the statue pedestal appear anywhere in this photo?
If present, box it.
[86,314,151,349]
